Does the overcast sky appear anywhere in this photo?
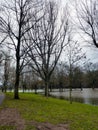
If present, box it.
[0,0,98,64]
[59,0,98,64]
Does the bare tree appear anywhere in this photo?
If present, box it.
[0,0,42,99]
[76,0,98,48]
[65,38,86,103]
[25,1,69,97]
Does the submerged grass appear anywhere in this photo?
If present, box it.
[1,92,98,130]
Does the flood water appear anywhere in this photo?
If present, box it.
[50,88,98,105]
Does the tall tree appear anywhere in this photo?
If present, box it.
[65,38,86,103]
[25,1,69,97]
[0,0,42,99]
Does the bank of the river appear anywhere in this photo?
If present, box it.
[0,93,98,130]
[7,88,98,105]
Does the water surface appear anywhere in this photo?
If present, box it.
[50,88,98,105]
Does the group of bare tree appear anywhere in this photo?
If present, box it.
[0,0,70,99]
[0,0,98,101]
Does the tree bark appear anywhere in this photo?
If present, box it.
[69,86,72,104]
[14,58,20,99]
[14,38,20,99]
[69,67,73,104]
[45,82,49,97]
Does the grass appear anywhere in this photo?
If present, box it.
[0,126,16,130]
[25,125,36,130]
[1,92,98,130]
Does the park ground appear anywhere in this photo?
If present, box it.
[0,93,98,130]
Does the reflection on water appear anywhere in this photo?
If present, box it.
[50,88,98,105]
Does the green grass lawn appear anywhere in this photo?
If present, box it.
[1,92,98,130]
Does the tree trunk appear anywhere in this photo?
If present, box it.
[69,67,73,104]
[4,85,7,93]
[23,87,24,93]
[34,84,37,94]
[69,86,72,104]
[14,64,20,99]
[45,82,49,97]
[14,46,20,99]
[49,85,52,92]
[14,21,21,99]
[3,80,7,93]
